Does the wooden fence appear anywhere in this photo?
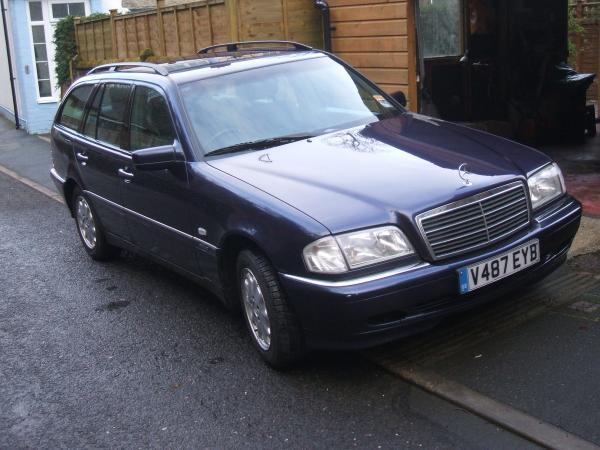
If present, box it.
[571,0,600,106]
[327,0,417,108]
[74,0,323,67]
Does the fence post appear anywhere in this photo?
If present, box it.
[70,18,79,83]
[207,0,214,45]
[73,16,81,58]
[157,0,167,56]
[281,0,289,39]
[109,9,117,59]
[227,0,239,41]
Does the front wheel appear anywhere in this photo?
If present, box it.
[237,249,306,369]
[73,187,118,261]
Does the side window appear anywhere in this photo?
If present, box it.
[130,86,176,151]
[83,85,103,139]
[58,84,94,131]
[97,83,131,148]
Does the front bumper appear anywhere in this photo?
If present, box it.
[279,196,582,350]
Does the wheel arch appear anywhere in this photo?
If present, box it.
[63,177,79,217]
[218,232,269,312]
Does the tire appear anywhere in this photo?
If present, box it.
[72,187,118,261]
[237,249,306,369]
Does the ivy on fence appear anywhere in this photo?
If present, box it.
[53,13,109,92]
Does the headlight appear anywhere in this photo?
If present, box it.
[527,163,565,210]
[303,226,414,274]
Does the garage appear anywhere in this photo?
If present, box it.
[327,0,597,143]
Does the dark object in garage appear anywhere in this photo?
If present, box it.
[539,64,596,142]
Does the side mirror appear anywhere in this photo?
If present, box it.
[391,91,407,107]
[131,144,178,171]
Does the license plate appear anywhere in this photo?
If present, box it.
[458,240,540,294]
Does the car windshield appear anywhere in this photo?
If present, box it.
[179,56,404,155]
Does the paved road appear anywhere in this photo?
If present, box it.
[1,173,539,449]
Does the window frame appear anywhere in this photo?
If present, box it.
[127,83,179,152]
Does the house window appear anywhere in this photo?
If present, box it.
[417,0,463,58]
[51,2,85,20]
[28,2,52,99]
[27,0,89,101]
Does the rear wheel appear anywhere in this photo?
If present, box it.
[237,249,306,369]
[73,187,117,261]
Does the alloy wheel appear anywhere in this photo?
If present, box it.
[241,268,271,351]
[76,196,97,250]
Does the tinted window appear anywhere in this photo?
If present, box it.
[59,84,93,130]
[83,85,103,138]
[130,86,176,150]
[97,83,131,148]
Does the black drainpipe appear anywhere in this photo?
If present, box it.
[314,0,332,52]
[1,0,20,129]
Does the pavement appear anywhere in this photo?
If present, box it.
[543,132,600,218]
[1,115,600,449]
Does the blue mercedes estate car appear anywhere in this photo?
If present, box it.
[50,41,582,368]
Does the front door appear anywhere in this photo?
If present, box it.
[76,82,133,242]
[120,84,198,274]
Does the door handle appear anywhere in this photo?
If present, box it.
[118,167,135,181]
[76,152,89,162]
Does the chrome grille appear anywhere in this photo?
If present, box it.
[416,182,531,259]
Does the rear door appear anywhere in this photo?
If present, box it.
[121,84,198,273]
[52,83,95,180]
[75,82,133,241]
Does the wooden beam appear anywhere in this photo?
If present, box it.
[144,14,151,52]
[227,0,239,41]
[207,0,214,45]
[281,0,289,40]
[109,9,117,59]
[174,8,181,56]
[189,5,197,53]
[156,1,167,56]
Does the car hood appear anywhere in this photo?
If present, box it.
[207,114,550,234]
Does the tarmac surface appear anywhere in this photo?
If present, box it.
[0,170,534,449]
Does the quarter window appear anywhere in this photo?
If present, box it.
[58,84,93,130]
[96,84,131,148]
[130,86,176,150]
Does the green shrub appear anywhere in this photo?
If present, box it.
[53,16,77,89]
[139,48,154,62]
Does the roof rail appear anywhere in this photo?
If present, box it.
[87,62,168,76]
[197,40,313,55]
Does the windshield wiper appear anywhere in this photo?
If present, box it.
[205,134,314,157]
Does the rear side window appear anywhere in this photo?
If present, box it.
[59,84,93,130]
[96,83,131,148]
[130,86,176,150]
